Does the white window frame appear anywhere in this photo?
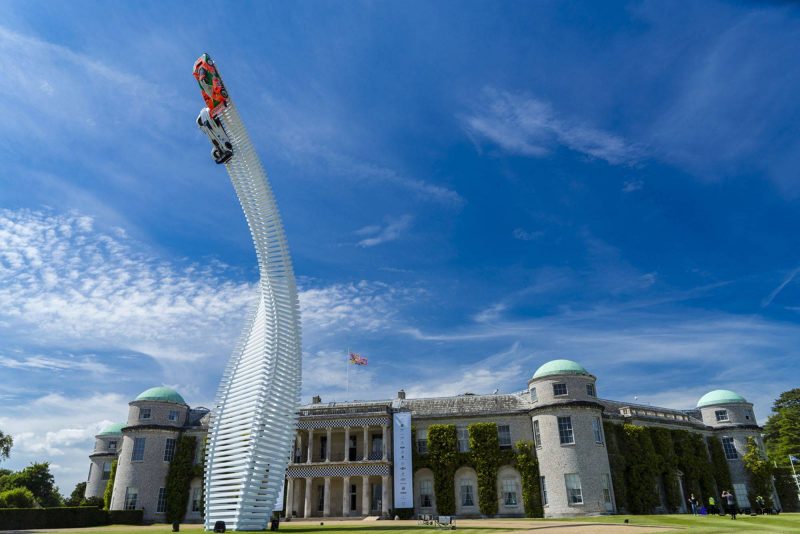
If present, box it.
[460,482,475,507]
[602,473,613,505]
[540,476,548,506]
[191,487,202,512]
[592,417,604,444]
[565,473,583,505]
[533,420,542,448]
[157,487,167,513]
[131,437,146,462]
[553,383,568,396]
[558,416,575,445]
[108,440,117,451]
[101,462,111,480]
[502,479,518,506]
[457,428,470,452]
[497,425,512,449]
[586,383,596,397]
[417,429,428,454]
[124,487,138,510]
[139,408,151,420]
[164,437,177,462]
[168,410,179,422]
[420,479,433,508]
[530,387,538,402]
[715,410,729,422]
[722,437,738,460]
[732,483,750,508]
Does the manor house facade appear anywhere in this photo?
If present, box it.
[85,359,775,522]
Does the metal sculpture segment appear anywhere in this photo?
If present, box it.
[194,53,302,531]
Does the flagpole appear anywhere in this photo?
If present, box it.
[790,455,800,496]
[346,347,350,400]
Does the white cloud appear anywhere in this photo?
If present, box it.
[512,228,544,241]
[622,179,643,192]
[356,215,413,247]
[463,89,641,165]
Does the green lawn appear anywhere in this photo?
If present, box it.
[551,512,800,533]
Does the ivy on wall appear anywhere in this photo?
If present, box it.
[621,425,661,513]
[467,423,499,516]
[707,436,732,495]
[102,460,117,511]
[165,435,197,523]
[427,425,459,515]
[742,436,774,508]
[647,427,681,512]
[603,422,628,511]
[514,441,543,518]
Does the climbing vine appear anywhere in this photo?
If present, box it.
[467,423,499,516]
[604,422,628,511]
[743,436,774,509]
[427,425,459,515]
[165,435,197,523]
[622,425,660,513]
[707,436,732,495]
[647,427,681,512]
[102,460,117,511]
[514,441,543,518]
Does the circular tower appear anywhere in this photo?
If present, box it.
[85,423,124,500]
[528,359,614,517]
[697,389,767,507]
[110,387,189,520]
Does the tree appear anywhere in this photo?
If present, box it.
[0,462,63,507]
[0,487,36,508]
[66,481,87,507]
[103,460,117,510]
[165,436,197,523]
[743,436,774,509]
[0,430,11,462]
[764,388,800,464]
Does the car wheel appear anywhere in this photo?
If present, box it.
[225,142,232,149]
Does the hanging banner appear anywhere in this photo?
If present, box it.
[392,411,413,508]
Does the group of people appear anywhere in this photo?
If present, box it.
[686,490,749,519]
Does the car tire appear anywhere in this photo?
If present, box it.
[225,142,232,149]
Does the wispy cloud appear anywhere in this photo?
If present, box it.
[622,179,643,193]
[463,89,641,165]
[512,228,544,241]
[761,265,800,308]
[356,215,413,247]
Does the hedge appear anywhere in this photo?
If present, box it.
[165,435,197,523]
[514,441,543,518]
[0,507,142,530]
[427,425,459,515]
[468,423,500,516]
[103,459,117,510]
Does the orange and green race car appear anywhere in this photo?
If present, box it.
[193,53,229,116]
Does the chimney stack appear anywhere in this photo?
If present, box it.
[312,395,321,404]
[397,389,406,400]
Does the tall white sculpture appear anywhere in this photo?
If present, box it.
[193,53,302,531]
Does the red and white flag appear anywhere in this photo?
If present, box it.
[349,352,368,366]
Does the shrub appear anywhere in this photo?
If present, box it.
[0,506,107,529]
[108,509,144,524]
[165,435,197,523]
[468,423,499,516]
[0,487,36,508]
[103,460,117,510]
[514,441,542,518]
[427,425,458,515]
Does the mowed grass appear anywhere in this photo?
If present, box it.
[12,514,800,534]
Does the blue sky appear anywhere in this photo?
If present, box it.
[1,0,800,493]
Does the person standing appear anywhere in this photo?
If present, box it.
[708,495,717,516]
[723,490,737,520]
[688,493,699,515]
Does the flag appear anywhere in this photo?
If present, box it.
[791,455,799,464]
[349,352,368,366]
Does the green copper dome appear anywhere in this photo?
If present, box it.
[135,386,186,405]
[98,422,125,436]
[697,389,747,408]
[533,359,590,379]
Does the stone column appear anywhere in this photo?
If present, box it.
[363,426,369,460]
[382,425,390,460]
[344,427,350,462]
[323,477,331,517]
[325,427,332,462]
[381,475,390,516]
[295,433,302,463]
[307,429,314,464]
[362,476,370,516]
[342,476,350,516]
[304,477,312,518]
[286,478,294,518]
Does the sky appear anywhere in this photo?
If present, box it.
[1,0,799,495]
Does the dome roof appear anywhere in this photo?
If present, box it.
[697,389,747,408]
[135,386,186,405]
[533,359,590,379]
[98,422,125,436]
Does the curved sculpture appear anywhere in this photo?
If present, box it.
[194,54,302,531]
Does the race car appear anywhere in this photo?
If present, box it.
[197,107,233,164]
[193,53,229,117]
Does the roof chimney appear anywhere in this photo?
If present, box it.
[397,389,406,400]
[311,395,321,404]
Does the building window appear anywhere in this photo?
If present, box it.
[420,480,433,508]
[722,437,738,459]
[733,483,750,508]
[101,462,112,480]
[192,487,202,512]
[460,483,475,507]
[320,436,328,460]
[457,428,470,452]
[586,383,596,397]
[502,479,518,506]
[139,408,151,420]
[530,387,538,402]
[108,440,117,452]
[498,425,512,449]
[317,484,325,512]
[417,429,428,454]
[540,476,548,506]
[168,410,179,422]
[131,437,146,462]
[164,438,177,462]
[558,416,574,445]
[194,443,204,465]
[371,435,383,458]
[157,488,167,513]
[553,383,568,396]
[602,474,613,505]
[533,420,542,448]
[565,474,583,505]
[592,417,604,444]
[350,484,357,511]
[124,487,138,510]
[715,410,729,422]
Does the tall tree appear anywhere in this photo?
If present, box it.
[0,429,12,461]
[66,481,87,507]
[764,388,800,463]
[0,462,63,507]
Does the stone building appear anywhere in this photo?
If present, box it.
[86,359,775,521]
